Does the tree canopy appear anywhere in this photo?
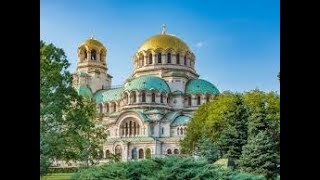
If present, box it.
[181,89,280,177]
[40,41,106,175]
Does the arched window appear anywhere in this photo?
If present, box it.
[142,91,146,102]
[158,53,162,63]
[120,118,140,137]
[174,149,179,154]
[160,93,164,103]
[176,53,180,64]
[167,52,171,63]
[167,97,169,104]
[131,148,137,160]
[177,128,180,135]
[197,95,201,105]
[161,127,164,135]
[150,125,154,135]
[106,103,109,113]
[133,122,137,135]
[84,50,87,60]
[99,103,103,114]
[105,150,111,159]
[188,96,192,106]
[184,55,187,65]
[113,103,117,112]
[145,148,151,159]
[91,49,96,60]
[167,149,172,154]
[139,149,144,159]
[115,145,122,157]
[151,93,156,103]
[180,127,183,135]
[149,54,152,64]
[129,121,132,135]
[206,95,210,102]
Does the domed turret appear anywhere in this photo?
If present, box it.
[185,79,219,95]
[73,36,112,94]
[132,25,198,79]
[78,36,107,65]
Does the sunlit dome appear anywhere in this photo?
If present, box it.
[137,25,191,53]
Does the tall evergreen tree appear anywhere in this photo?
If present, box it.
[195,135,221,163]
[247,100,269,138]
[239,131,279,179]
[217,95,249,160]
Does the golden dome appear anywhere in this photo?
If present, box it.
[137,34,191,53]
[80,37,106,49]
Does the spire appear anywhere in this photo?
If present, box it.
[161,24,166,34]
[90,30,94,39]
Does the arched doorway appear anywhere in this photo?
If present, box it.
[174,149,179,154]
[115,145,122,160]
[145,148,151,159]
[131,148,137,160]
[105,150,111,159]
[139,149,144,159]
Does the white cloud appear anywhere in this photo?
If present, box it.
[195,42,204,48]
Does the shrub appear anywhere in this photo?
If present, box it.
[72,156,269,180]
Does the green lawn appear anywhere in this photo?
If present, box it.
[41,173,73,180]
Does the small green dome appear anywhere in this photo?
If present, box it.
[76,85,93,98]
[185,79,219,95]
[94,87,124,103]
[124,76,171,93]
[172,115,190,126]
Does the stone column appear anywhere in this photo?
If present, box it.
[87,50,91,61]
[96,52,100,61]
[137,93,141,103]
[162,53,166,64]
[191,95,196,106]
[155,92,160,103]
[144,55,148,66]
[172,53,176,64]
[153,54,156,64]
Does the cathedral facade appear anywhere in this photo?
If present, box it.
[72,26,219,162]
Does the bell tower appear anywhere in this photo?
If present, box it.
[73,36,112,93]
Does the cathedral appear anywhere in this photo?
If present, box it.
[72,26,219,161]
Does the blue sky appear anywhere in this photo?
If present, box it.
[40,0,279,93]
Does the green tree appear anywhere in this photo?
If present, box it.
[238,131,279,179]
[217,95,249,160]
[181,103,210,154]
[40,40,106,175]
[195,135,221,163]
[243,90,280,149]
[181,92,237,154]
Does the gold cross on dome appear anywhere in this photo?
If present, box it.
[161,24,166,34]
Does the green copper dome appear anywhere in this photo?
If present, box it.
[76,85,93,98]
[94,87,124,103]
[124,76,171,93]
[172,115,190,126]
[185,79,219,95]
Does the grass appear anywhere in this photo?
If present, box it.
[41,173,73,180]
